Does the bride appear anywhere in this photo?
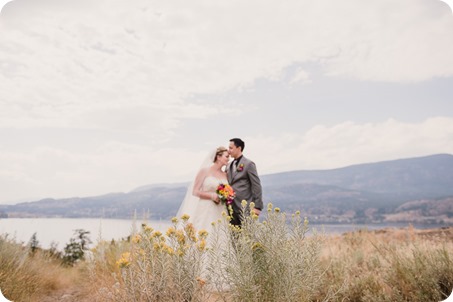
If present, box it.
[176,146,230,234]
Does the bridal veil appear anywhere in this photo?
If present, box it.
[176,148,217,219]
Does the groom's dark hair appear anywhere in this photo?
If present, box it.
[230,138,245,152]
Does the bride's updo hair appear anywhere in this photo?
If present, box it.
[214,146,228,163]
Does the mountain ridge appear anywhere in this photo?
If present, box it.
[1,153,452,224]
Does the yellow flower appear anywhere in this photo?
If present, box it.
[171,217,178,224]
[274,207,280,213]
[304,217,309,226]
[267,203,273,212]
[141,223,153,232]
[176,230,186,244]
[185,223,197,241]
[166,226,176,237]
[241,200,247,207]
[295,210,300,216]
[166,247,175,255]
[116,252,131,268]
[181,214,190,221]
[198,239,207,251]
[151,231,162,238]
[249,202,255,209]
[132,234,142,244]
[198,229,208,238]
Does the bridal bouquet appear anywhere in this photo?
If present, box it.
[216,183,235,205]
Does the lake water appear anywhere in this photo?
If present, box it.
[0,218,442,250]
[0,218,172,250]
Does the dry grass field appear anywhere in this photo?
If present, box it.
[1,211,452,301]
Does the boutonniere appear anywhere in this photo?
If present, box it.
[237,163,244,172]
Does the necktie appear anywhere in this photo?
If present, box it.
[230,160,236,173]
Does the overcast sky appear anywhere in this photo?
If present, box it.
[1,0,453,204]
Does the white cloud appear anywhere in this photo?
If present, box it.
[0,142,212,202]
[248,117,453,174]
[0,0,452,202]
[1,117,452,202]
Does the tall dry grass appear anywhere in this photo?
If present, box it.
[0,234,81,302]
[89,206,453,302]
[316,226,453,301]
[6,206,450,301]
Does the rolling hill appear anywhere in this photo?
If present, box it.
[1,153,453,224]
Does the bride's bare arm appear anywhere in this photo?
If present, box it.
[192,168,217,201]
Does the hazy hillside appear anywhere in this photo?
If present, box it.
[261,153,453,197]
[1,154,453,224]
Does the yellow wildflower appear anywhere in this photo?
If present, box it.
[249,201,255,209]
[241,200,247,207]
[132,234,142,244]
[295,210,300,216]
[176,230,186,244]
[198,229,208,239]
[198,239,207,251]
[166,247,175,255]
[166,226,176,237]
[275,207,280,213]
[267,203,273,212]
[185,223,197,241]
[116,252,131,268]
[151,231,162,238]
[171,217,178,224]
[181,214,190,221]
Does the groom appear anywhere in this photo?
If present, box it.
[227,138,263,226]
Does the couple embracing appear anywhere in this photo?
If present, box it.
[176,138,263,234]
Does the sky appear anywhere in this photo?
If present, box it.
[1,0,453,204]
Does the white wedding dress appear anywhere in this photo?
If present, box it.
[179,175,227,235]
[176,151,231,290]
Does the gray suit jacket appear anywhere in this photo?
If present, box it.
[227,156,263,224]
